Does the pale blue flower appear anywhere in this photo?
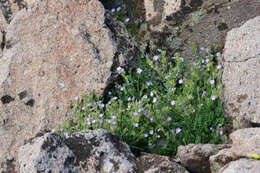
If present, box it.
[134,122,139,127]
[211,95,216,100]
[116,66,124,74]
[137,68,143,74]
[176,128,182,134]
[178,79,183,84]
[150,116,154,121]
[167,117,172,121]
[149,130,154,135]
[171,100,175,106]
[111,8,115,13]
[116,7,121,12]
[144,133,148,137]
[210,80,215,85]
[217,64,223,69]
[146,81,152,86]
[153,97,157,103]
[125,18,130,22]
[216,52,221,57]
[99,113,104,118]
[153,55,159,61]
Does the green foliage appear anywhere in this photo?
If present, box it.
[54,4,227,157]
[56,45,227,156]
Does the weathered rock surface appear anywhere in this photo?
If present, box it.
[176,144,231,173]
[138,0,260,59]
[222,16,260,125]
[18,132,80,173]
[217,158,260,173]
[0,0,139,172]
[209,128,260,173]
[0,0,29,23]
[65,129,137,173]
[137,152,189,173]
[18,129,137,173]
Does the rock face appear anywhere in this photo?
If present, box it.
[65,129,137,173]
[217,158,260,173]
[209,128,260,173]
[222,16,260,125]
[18,129,137,173]
[176,144,231,173]
[0,0,139,172]
[137,152,189,173]
[18,133,80,173]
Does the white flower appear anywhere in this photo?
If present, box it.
[171,100,175,106]
[137,68,143,74]
[209,80,215,85]
[153,55,159,61]
[153,97,157,103]
[116,7,121,12]
[111,8,115,13]
[116,66,124,74]
[125,18,130,22]
[217,64,223,69]
[211,95,216,100]
[216,52,221,57]
[178,79,183,84]
[150,91,154,97]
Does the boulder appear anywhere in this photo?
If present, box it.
[222,16,260,125]
[176,144,231,173]
[18,132,80,173]
[137,152,189,173]
[18,129,137,173]
[209,128,260,173]
[0,0,139,172]
[217,158,260,173]
[65,129,137,172]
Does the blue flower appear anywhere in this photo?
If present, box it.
[176,128,182,134]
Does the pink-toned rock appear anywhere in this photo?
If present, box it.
[209,128,260,173]
[222,16,260,125]
[0,0,139,172]
[218,158,260,173]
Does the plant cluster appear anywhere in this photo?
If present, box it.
[54,4,227,157]
[56,45,227,156]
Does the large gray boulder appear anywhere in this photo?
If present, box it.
[18,129,137,173]
[65,129,138,173]
[0,0,139,172]
[222,16,260,125]
[18,133,80,173]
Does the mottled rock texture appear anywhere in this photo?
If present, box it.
[217,158,260,173]
[18,132,80,173]
[64,129,137,173]
[0,0,139,172]
[222,16,260,125]
[176,144,231,173]
[137,152,189,173]
[209,128,260,173]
